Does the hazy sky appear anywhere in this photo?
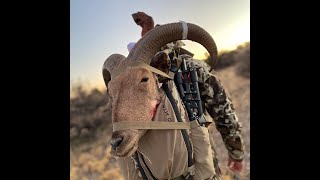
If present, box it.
[70,0,250,90]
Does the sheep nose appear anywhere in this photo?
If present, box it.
[111,137,123,150]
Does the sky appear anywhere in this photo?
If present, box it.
[70,0,250,91]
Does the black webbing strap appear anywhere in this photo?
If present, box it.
[162,82,193,167]
[134,152,149,180]
[140,152,158,180]
[134,151,157,180]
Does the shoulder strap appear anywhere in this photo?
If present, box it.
[133,151,158,180]
[140,152,158,180]
[133,152,149,180]
[162,82,194,168]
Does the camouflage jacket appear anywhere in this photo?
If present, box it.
[152,42,245,161]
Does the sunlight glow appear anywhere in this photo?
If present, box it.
[183,17,250,60]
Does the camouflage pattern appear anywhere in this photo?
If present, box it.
[151,41,245,175]
[185,58,245,162]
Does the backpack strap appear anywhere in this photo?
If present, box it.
[133,151,149,180]
[140,152,158,180]
[162,82,194,168]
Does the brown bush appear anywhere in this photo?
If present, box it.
[205,42,250,78]
[70,86,112,142]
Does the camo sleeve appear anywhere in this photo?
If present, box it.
[188,60,245,161]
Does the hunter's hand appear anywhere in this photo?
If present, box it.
[227,157,243,173]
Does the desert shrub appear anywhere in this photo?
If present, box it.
[205,42,250,78]
[70,86,112,142]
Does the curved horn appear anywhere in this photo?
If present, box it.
[127,22,218,67]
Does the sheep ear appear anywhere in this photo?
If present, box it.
[102,53,126,88]
[150,52,170,74]
[102,68,111,88]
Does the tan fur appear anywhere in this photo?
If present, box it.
[108,67,161,157]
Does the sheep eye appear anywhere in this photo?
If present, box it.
[140,77,149,83]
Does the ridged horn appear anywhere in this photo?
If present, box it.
[127,22,218,67]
